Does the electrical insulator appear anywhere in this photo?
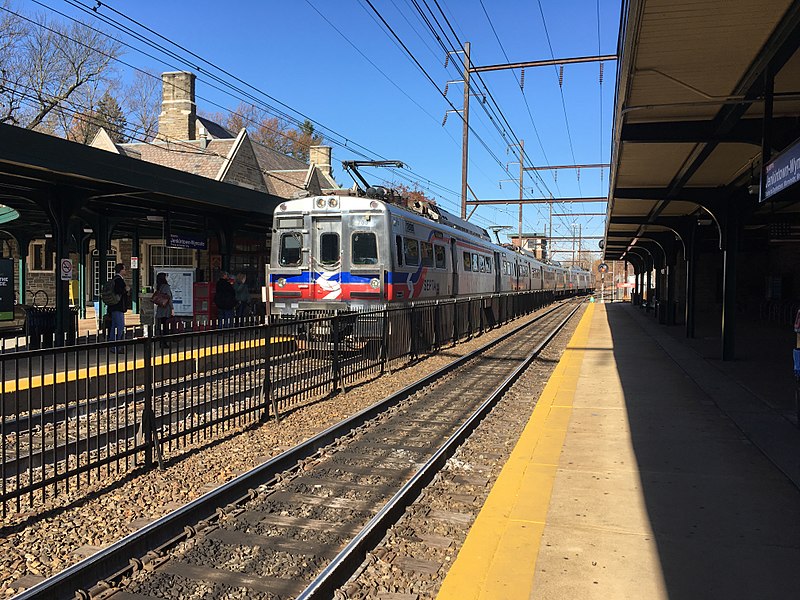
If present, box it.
[442,113,448,126]
[577,167,580,181]
[444,54,449,68]
[482,94,487,104]
[443,82,449,96]
[558,65,564,88]
[554,171,557,182]
[599,62,605,84]
[520,68,525,90]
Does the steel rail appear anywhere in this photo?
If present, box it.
[297,301,582,598]
[14,300,579,600]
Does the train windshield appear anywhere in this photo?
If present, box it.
[279,232,303,267]
[352,232,378,265]
[319,232,340,266]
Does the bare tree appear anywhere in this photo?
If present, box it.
[211,102,323,160]
[0,2,29,125]
[0,3,121,132]
[124,70,159,142]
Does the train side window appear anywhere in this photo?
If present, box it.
[395,236,403,266]
[472,253,479,272]
[420,241,434,267]
[487,259,492,273]
[279,232,303,267]
[352,232,378,265]
[463,251,471,271]
[319,232,340,266]
[404,238,419,266]
[479,256,487,273]
[434,245,446,269]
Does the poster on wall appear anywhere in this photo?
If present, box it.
[0,258,13,321]
[157,268,194,316]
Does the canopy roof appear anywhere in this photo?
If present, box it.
[0,123,281,243]
[604,0,800,261]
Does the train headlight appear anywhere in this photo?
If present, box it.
[315,198,326,208]
[276,278,287,288]
[328,197,339,208]
[279,203,287,211]
[369,278,380,289]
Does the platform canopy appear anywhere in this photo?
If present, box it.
[0,123,281,243]
[604,0,800,261]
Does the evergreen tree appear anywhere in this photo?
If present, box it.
[95,92,128,143]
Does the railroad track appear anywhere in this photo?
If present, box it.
[16,299,584,600]
[1,343,370,475]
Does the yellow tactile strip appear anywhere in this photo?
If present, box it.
[0,337,291,393]
[437,303,594,600]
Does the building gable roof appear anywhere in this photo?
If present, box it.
[196,115,234,140]
[215,129,268,192]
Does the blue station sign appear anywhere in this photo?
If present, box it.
[763,136,800,201]
[168,232,207,250]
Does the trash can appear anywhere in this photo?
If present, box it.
[24,306,79,348]
[24,306,56,349]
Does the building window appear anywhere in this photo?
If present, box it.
[29,242,54,272]
[91,248,118,299]
[149,245,194,268]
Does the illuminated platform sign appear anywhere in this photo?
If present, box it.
[763,137,800,201]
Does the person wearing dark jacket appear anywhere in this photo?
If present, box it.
[108,263,129,351]
[214,271,236,329]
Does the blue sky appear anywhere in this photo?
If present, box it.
[33,0,621,262]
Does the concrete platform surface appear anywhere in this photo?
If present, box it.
[437,302,800,600]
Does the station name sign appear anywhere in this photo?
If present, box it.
[763,136,800,201]
[168,232,207,250]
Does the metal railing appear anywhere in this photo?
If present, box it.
[0,290,566,516]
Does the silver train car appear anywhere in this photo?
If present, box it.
[267,190,594,316]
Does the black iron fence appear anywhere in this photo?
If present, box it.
[0,290,563,516]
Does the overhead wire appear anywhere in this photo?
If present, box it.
[416,0,583,242]
[19,0,461,207]
[357,0,533,226]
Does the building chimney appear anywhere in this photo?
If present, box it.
[309,145,332,177]
[158,71,197,141]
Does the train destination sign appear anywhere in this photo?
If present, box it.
[763,136,800,201]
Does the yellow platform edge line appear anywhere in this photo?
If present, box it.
[1,336,292,394]
[436,303,595,600]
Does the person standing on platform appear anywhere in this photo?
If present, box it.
[106,263,129,352]
[214,271,236,329]
[154,272,174,348]
[234,272,249,324]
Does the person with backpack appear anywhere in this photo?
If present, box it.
[214,271,236,329]
[102,263,130,351]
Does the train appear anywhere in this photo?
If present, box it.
[266,186,594,317]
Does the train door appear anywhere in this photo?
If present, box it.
[494,252,502,292]
[450,238,459,296]
[311,217,342,300]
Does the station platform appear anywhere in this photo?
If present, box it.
[437,302,800,600]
